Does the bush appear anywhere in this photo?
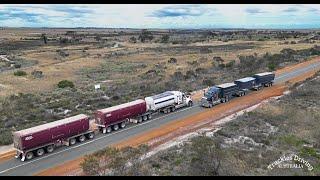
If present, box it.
[268,63,277,71]
[225,60,235,68]
[14,70,27,76]
[31,70,44,78]
[203,78,214,86]
[0,130,13,145]
[168,58,177,64]
[57,80,75,88]
[14,64,21,69]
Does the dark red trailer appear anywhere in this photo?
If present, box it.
[94,99,148,134]
[13,114,95,161]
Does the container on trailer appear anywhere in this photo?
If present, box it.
[216,83,239,97]
[13,114,90,152]
[253,72,275,85]
[145,91,177,112]
[94,99,147,127]
[234,77,256,90]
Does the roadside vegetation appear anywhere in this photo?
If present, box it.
[0,28,320,145]
[80,71,320,176]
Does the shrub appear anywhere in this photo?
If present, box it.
[57,80,75,88]
[14,64,21,68]
[168,58,177,64]
[161,34,170,43]
[268,63,277,71]
[14,70,27,76]
[0,130,13,145]
[225,60,236,68]
[31,70,44,78]
[203,78,214,86]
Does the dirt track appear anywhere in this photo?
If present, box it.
[33,57,320,176]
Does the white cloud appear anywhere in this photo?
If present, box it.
[1,4,320,28]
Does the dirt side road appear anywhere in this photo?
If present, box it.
[34,57,320,176]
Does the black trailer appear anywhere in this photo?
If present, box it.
[234,77,256,91]
[216,83,245,102]
[253,72,275,90]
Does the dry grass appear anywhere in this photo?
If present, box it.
[0,28,319,98]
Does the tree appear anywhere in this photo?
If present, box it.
[95,36,102,42]
[161,34,170,43]
[129,36,137,43]
[41,33,47,44]
[138,29,154,43]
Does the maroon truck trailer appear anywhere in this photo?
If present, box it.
[13,114,95,161]
[95,99,150,134]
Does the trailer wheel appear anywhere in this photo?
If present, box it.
[87,132,95,139]
[138,117,143,123]
[78,135,86,142]
[188,101,193,107]
[102,127,107,134]
[69,138,76,146]
[209,104,213,108]
[36,148,45,157]
[107,127,112,133]
[171,107,176,112]
[113,124,119,131]
[147,114,152,120]
[120,122,126,128]
[46,145,54,153]
[143,115,148,121]
[26,152,34,160]
[226,97,229,102]
[167,108,171,113]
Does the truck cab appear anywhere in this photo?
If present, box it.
[201,86,221,108]
[182,92,193,107]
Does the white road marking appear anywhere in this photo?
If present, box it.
[0,106,195,174]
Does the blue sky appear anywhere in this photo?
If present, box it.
[0,4,320,29]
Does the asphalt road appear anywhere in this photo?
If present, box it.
[0,60,320,176]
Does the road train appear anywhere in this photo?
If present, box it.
[12,72,275,162]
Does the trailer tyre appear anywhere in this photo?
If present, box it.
[107,127,112,133]
[69,138,76,146]
[120,122,126,128]
[46,145,54,153]
[36,148,45,157]
[143,116,148,121]
[78,135,86,142]
[188,101,193,107]
[138,117,143,123]
[171,107,176,112]
[147,114,152,120]
[87,132,95,139]
[113,124,119,131]
[102,127,107,134]
[26,152,34,160]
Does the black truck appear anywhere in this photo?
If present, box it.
[201,72,275,108]
[201,83,246,108]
